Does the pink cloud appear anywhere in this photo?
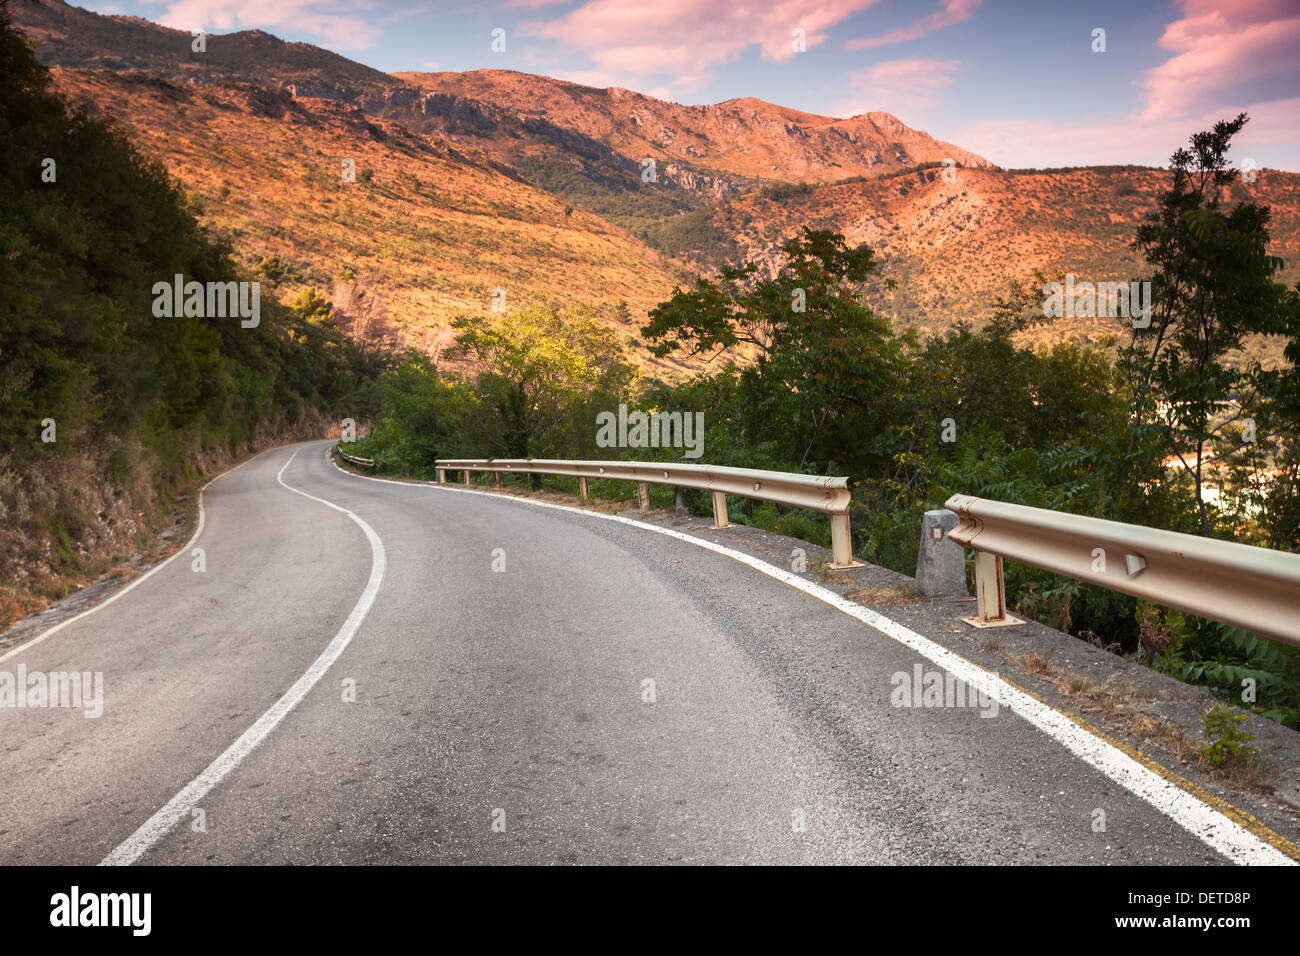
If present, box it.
[834,58,961,116]
[956,97,1300,170]
[958,1,1300,170]
[846,0,983,50]
[519,0,882,95]
[1140,0,1300,122]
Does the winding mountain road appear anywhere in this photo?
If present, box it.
[0,441,1290,865]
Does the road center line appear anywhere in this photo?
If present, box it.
[100,446,387,866]
[328,451,1296,866]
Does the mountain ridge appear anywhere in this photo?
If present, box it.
[11,0,1299,372]
[14,0,994,202]
[393,68,996,187]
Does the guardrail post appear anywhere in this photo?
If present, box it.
[829,513,855,568]
[963,550,1021,627]
[493,471,501,489]
[436,468,445,484]
[711,491,729,528]
[976,552,1004,621]
[579,477,588,500]
[463,470,470,486]
[637,482,650,511]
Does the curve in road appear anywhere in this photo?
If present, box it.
[0,440,1294,865]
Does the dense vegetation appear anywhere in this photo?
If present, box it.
[349,118,1300,727]
[636,205,742,263]
[4,0,1298,729]
[0,3,385,621]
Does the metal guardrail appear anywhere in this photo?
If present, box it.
[945,493,1300,646]
[437,458,860,568]
[337,445,375,469]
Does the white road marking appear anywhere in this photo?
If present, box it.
[100,446,387,866]
[0,454,259,666]
[330,450,1296,866]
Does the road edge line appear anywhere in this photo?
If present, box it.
[0,452,263,666]
[328,454,1297,866]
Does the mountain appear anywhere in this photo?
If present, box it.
[11,0,1300,369]
[392,69,994,188]
[12,1,996,214]
[380,69,995,235]
[9,0,393,92]
[663,164,1300,355]
[47,66,688,370]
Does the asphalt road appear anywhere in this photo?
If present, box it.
[0,441,1277,864]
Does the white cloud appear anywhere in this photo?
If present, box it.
[146,0,383,50]
[520,0,882,98]
[955,1,1300,169]
[955,97,1300,169]
[846,0,983,50]
[834,59,961,117]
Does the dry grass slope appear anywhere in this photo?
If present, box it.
[690,164,1300,355]
[52,68,692,373]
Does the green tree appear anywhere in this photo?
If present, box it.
[449,305,639,459]
[0,0,380,608]
[355,351,475,472]
[1119,114,1300,535]
[291,288,334,326]
[1242,280,1300,551]
[643,228,905,471]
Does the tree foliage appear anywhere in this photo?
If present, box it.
[1119,114,1300,534]
[449,305,639,459]
[0,1,385,591]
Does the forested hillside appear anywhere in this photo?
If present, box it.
[0,2,384,625]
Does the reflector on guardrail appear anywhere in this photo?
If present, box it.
[945,493,1300,646]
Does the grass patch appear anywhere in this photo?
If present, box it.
[1015,649,1059,678]
[845,583,924,607]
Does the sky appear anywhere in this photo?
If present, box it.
[78,0,1300,170]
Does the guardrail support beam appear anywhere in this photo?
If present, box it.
[435,458,867,576]
[436,468,445,484]
[963,551,1022,627]
[830,513,858,569]
[711,492,728,528]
